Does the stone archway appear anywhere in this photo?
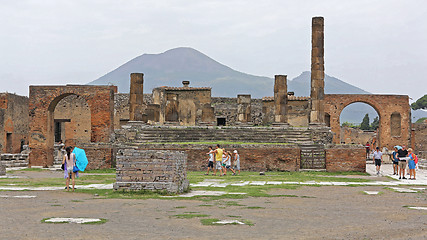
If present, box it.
[29,85,116,167]
[324,94,410,149]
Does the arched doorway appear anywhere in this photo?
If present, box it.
[53,94,92,146]
[29,85,115,167]
[339,102,380,148]
[324,94,411,150]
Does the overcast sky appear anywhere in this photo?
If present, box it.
[0,0,426,101]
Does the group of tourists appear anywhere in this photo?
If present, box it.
[205,144,241,176]
[392,145,418,180]
[372,144,418,180]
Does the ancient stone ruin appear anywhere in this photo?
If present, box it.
[0,16,423,191]
[114,149,189,193]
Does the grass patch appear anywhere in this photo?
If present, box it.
[246,206,265,209]
[187,171,371,185]
[198,204,214,207]
[225,201,245,206]
[50,204,62,207]
[76,189,171,200]
[71,200,84,202]
[226,215,242,218]
[173,214,210,219]
[201,218,220,225]
[175,206,186,209]
[83,168,116,174]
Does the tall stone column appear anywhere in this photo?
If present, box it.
[129,73,144,121]
[310,17,325,125]
[274,75,288,123]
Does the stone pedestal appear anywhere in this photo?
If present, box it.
[114,149,189,194]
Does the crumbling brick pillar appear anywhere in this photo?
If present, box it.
[237,94,251,123]
[274,75,288,123]
[310,16,325,124]
[129,73,144,121]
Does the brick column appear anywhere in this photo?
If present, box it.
[274,75,288,123]
[129,73,144,121]
[310,16,325,124]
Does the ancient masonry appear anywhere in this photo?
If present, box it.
[114,149,189,193]
[310,17,325,124]
[0,16,418,184]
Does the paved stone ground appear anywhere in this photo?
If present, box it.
[0,184,426,239]
[0,165,426,239]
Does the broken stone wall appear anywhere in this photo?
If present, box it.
[413,122,427,159]
[0,93,29,154]
[340,127,376,145]
[287,98,310,127]
[114,149,188,193]
[114,93,152,129]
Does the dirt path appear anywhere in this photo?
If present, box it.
[0,185,426,239]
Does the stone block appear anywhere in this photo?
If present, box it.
[114,149,189,194]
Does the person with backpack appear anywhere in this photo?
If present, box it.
[407,148,417,180]
[392,147,399,175]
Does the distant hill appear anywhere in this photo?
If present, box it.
[88,47,426,123]
[89,47,369,98]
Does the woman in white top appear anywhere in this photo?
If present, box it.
[62,146,76,191]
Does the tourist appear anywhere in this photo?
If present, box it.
[233,150,241,175]
[221,150,228,175]
[223,151,236,176]
[205,146,215,175]
[397,145,408,179]
[373,147,382,176]
[62,146,76,191]
[365,142,370,159]
[213,144,223,176]
[407,148,417,180]
[392,147,399,175]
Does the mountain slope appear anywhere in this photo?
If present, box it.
[90,47,427,123]
[89,47,369,98]
[90,47,272,98]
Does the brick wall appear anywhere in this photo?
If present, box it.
[413,122,427,159]
[114,149,189,193]
[81,143,114,170]
[127,144,301,172]
[0,93,29,154]
[325,145,365,172]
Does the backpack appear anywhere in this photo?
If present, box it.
[413,153,418,164]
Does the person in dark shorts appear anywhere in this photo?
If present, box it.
[372,147,383,176]
[397,146,408,179]
[205,146,215,175]
[392,147,399,175]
